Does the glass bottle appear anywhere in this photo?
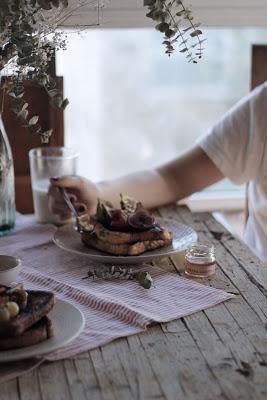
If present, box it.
[0,115,15,236]
[185,243,216,278]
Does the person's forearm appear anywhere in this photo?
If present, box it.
[97,169,177,209]
[97,145,224,210]
[157,146,224,201]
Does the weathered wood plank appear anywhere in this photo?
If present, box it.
[142,321,226,400]
[18,369,42,400]
[0,380,19,400]
[89,348,118,400]
[99,340,134,400]
[205,302,267,396]
[159,206,267,399]
[172,206,267,360]
[63,358,88,400]
[37,361,72,400]
[136,325,190,400]
[74,353,103,400]
[159,206,239,294]
[155,250,258,400]
[94,334,166,400]
[175,206,267,323]
[205,214,267,294]
[125,334,166,400]
[184,311,261,400]
[3,206,267,400]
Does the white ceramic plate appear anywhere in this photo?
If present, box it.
[0,299,85,363]
[53,217,198,265]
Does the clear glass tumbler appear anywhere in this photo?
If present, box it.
[29,147,78,223]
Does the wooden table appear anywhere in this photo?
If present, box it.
[1,206,267,400]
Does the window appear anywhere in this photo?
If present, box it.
[56,27,267,208]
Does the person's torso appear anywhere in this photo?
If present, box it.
[245,158,267,263]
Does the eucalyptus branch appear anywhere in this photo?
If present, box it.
[84,266,153,289]
[144,0,205,63]
[1,86,5,115]
[0,0,102,143]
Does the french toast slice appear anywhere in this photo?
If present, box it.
[82,233,172,256]
[0,290,55,337]
[92,221,173,245]
[0,316,54,350]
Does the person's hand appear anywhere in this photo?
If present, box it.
[48,176,101,219]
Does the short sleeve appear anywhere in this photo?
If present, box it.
[197,82,267,184]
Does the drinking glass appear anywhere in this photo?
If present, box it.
[29,147,78,223]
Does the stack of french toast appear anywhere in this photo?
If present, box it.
[0,284,55,350]
[81,194,173,256]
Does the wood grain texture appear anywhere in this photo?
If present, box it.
[1,206,267,400]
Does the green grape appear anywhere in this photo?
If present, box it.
[6,301,20,317]
[0,306,10,323]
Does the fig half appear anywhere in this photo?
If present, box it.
[128,211,155,230]
[109,209,129,231]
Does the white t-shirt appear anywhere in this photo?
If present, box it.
[198,82,267,263]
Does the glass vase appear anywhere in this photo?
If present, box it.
[0,115,15,236]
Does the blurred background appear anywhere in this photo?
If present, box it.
[57,27,267,229]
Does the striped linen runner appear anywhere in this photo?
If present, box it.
[0,214,234,381]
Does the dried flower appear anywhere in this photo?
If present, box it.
[84,265,153,289]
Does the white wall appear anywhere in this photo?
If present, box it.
[63,1,267,28]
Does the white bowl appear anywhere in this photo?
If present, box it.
[0,255,22,286]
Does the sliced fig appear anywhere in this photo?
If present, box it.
[96,199,113,227]
[109,209,129,231]
[128,211,155,230]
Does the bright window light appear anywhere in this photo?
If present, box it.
[57,28,267,198]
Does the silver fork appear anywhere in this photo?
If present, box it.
[58,186,84,233]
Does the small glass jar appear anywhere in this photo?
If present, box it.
[185,243,216,278]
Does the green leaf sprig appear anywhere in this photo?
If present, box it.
[144,0,206,63]
[0,0,100,143]
[84,266,153,289]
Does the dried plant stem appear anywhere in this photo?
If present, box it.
[84,266,153,289]
[165,5,192,61]
[179,0,203,58]
[145,0,205,62]
[1,86,5,115]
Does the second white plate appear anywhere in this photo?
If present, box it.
[0,299,85,362]
[53,217,197,264]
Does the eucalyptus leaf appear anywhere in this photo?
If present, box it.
[29,115,39,125]
[0,0,70,142]
[155,22,169,33]
[190,30,202,37]
[61,98,69,109]
[48,89,59,97]
[17,109,28,120]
